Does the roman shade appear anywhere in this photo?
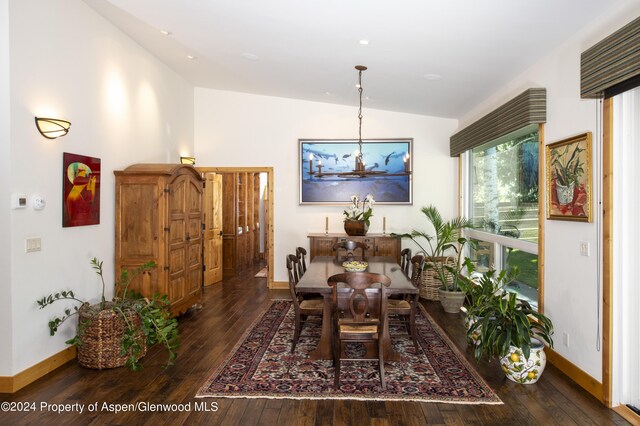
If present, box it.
[581,16,640,99]
[449,88,546,157]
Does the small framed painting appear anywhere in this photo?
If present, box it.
[546,132,592,222]
[63,152,101,227]
[299,138,413,205]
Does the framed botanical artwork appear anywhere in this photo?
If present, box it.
[546,132,592,222]
[299,138,413,205]
[62,152,101,227]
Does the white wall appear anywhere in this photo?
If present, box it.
[194,89,459,282]
[7,0,194,375]
[457,1,640,381]
[0,0,13,376]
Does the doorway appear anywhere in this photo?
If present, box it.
[198,167,274,288]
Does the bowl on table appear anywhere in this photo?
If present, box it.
[342,260,368,272]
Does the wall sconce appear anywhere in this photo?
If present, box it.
[180,156,196,165]
[35,117,71,139]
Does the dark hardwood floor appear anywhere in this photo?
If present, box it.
[0,263,630,425]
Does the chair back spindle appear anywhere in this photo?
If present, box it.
[400,248,412,275]
[296,247,308,276]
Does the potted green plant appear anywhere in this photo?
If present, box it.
[37,257,179,371]
[550,143,585,205]
[343,194,374,236]
[461,259,519,345]
[394,205,474,313]
[467,287,554,384]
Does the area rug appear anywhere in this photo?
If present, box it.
[254,267,268,278]
[196,301,501,404]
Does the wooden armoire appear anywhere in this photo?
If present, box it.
[114,164,204,316]
[221,172,261,276]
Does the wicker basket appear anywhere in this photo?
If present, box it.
[419,256,456,301]
[76,303,147,369]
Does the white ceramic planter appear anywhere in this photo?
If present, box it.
[499,338,547,384]
[438,289,465,314]
[556,181,575,205]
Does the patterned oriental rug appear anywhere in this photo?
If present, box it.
[196,301,501,404]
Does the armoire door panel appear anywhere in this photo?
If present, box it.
[188,242,201,267]
[188,181,202,214]
[118,183,160,259]
[169,178,186,214]
[169,219,186,244]
[169,247,186,274]
[188,268,201,295]
[168,276,185,303]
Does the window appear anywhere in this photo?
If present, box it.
[463,124,540,309]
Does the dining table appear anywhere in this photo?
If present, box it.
[295,256,418,361]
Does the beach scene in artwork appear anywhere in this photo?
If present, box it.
[300,140,411,204]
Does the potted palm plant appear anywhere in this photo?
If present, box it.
[394,205,474,313]
[467,286,554,384]
[37,257,179,371]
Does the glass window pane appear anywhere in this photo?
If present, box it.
[470,130,539,244]
[469,238,493,272]
[503,247,538,309]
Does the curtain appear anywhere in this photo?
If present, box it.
[613,86,640,409]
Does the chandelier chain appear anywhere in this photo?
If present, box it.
[357,68,364,159]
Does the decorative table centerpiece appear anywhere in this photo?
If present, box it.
[342,260,368,272]
[343,194,374,236]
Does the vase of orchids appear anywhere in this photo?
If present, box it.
[343,194,374,236]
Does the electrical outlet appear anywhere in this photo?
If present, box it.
[563,331,570,347]
[580,241,590,257]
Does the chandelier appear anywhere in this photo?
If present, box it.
[306,65,411,178]
[355,65,367,172]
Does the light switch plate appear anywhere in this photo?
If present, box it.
[580,241,590,257]
[26,237,41,253]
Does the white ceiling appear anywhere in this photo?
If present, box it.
[84,0,626,119]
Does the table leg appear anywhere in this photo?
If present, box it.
[307,294,333,360]
[382,313,403,362]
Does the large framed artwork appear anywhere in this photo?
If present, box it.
[546,132,592,222]
[63,152,101,227]
[299,139,413,205]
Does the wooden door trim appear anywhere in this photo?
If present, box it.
[197,167,274,288]
[538,123,545,314]
[602,97,613,406]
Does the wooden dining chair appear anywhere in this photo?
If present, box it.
[286,254,323,353]
[332,240,368,262]
[387,254,424,350]
[400,248,412,276]
[328,272,391,390]
[296,247,308,276]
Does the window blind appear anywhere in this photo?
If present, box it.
[449,88,546,157]
[581,16,640,99]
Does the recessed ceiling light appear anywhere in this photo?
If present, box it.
[324,91,333,95]
[241,52,259,61]
[423,73,442,81]
[359,39,369,45]
[187,55,197,60]
[159,29,172,36]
